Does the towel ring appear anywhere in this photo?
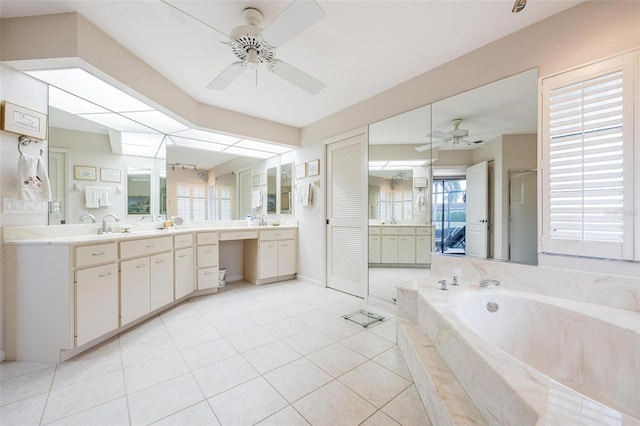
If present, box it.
[18,135,43,156]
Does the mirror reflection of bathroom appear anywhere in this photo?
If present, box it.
[367,68,539,305]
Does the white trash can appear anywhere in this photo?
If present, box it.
[218,268,227,288]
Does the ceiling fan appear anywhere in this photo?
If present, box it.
[145,0,326,94]
[415,119,484,152]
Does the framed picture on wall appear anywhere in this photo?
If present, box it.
[296,163,306,179]
[1,101,48,140]
[307,160,319,177]
[101,168,121,182]
[74,166,97,181]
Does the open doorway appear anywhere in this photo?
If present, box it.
[432,178,466,254]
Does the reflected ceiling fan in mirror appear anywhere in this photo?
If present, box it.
[415,118,484,151]
[146,0,326,94]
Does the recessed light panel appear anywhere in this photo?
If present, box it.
[169,136,227,152]
[223,146,276,159]
[78,113,156,133]
[49,87,108,114]
[122,111,189,134]
[171,128,240,145]
[235,139,293,154]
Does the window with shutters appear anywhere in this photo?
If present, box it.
[209,184,232,220]
[541,52,637,260]
[176,183,207,220]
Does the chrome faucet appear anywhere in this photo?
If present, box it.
[78,213,96,223]
[479,279,501,288]
[390,216,397,225]
[438,279,448,291]
[101,213,120,234]
[452,275,459,286]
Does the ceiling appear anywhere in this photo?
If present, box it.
[0,0,582,129]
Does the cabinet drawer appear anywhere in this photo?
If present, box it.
[197,266,219,290]
[174,233,193,249]
[368,227,381,235]
[219,230,259,241]
[381,227,415,236]
[416,227,432,235]
[197,245,219,268]
[197,232,219,245]
[120,236,172,259]
[76,243,118,268]
[260,229,296,241]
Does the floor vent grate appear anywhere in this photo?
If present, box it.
[342,309,385,327]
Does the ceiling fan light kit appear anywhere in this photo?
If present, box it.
[512,0,527,13]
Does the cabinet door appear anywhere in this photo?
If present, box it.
[121,257,151,325]
[197,266,219,290]
[259,241,278,279]
[381,236,399,263]
[150,251,174,310]
[277,240,296,276]
[197,244,219,268]
[398,236,416,263]
[76,263,119,346]
[175,247,194,299]
[368,235,381,263]
[416,236,431,264]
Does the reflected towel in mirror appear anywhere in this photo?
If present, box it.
[85,186,111,208]
[251,190,263,209]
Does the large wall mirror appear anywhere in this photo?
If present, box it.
[367,68,539,304]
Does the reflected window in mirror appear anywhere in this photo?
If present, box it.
[127,167,151,215]
[280,163,292,214]
[267,167,277,214]
[159,170,166,218]
[211,172,234,220]
[176,184,206,220]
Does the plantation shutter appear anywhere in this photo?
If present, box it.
[541,53,636,260]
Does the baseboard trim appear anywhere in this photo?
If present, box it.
[0,350,5,362]
[296,275,323,287]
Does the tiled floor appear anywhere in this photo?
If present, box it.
[1,279,431,426]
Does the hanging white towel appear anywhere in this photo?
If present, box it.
[98,187,111,207]
[251,190,263,209]
[298,183,311,207]
[17,153,52,202]
[85,187,100,208]
[415,190,426,212]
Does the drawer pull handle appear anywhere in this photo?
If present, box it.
[155,260,164,264]
[145,244,154,248]
[178,254,187,258]
[137,264,147,268]
[98,272,112,277]
[204,249,213,253]
[92,252,106,256]
[281,243,288,247]
[204,272,213,276]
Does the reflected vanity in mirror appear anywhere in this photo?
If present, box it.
[266,167,277,214]
[367,69,539,305]
[280,163,292,215]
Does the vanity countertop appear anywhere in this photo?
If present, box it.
[3,223,298,245]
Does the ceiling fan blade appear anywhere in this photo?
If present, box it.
[207,62,246,90]
[142,0,228,41]
[261,0,325,48]
[269,60,325,94]
[415,140,445,152]
[428,130,453,140]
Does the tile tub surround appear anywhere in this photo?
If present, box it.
[0,280,433,426]
[397,283,640,425]
[430,253,640,313]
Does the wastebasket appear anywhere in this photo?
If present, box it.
[218,268,227,288]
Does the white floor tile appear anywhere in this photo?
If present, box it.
[208,377,288,425]
[262,317,309,339]
[167,324,221,351]
[242,340,301,374]
[225,328,278,353]
[52,350,122,390]
[192,355,259,398]
[0,361,56,382]
[293,380,377,426]
[180,339,238,371]
[283,329,335,355]
[340,331,395,359]
[0,367,55,407]
[0,392,47,426]
[314,318,365,341]
[360,410,401,426]
[367,318,398,343]
[42,370,125,424]
[127,373,204,426]
[256,406,310,426]
[124,351,189,394]
[152,401,220,426]
[372,347,412,381]
[212,315,259,337]
[118,316,169,347]
[120,335,178,368]
[263,357,333,403]
[45,397,129,426]
[306,343,367,378]
[381,385,432,426]
[338,361,411,408]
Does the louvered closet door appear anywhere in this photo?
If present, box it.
[326,130,367,298]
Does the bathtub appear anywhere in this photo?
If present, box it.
[414,285,640,425]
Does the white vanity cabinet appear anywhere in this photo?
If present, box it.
[416,227,434,264]
[120,236,173,325]
[196,232,219,290]
[369,227,382,263]
[75,243,119,346]
[174,234,195,299]
[245,228,297,284]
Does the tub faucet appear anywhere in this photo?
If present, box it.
[101,214,120,234]
[79,213,96,223]
[438,279,448,291]
[452,275,459,286]
[479,279,501,288]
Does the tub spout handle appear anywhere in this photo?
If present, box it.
[480,279,501,288]
[438,279,448,291]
